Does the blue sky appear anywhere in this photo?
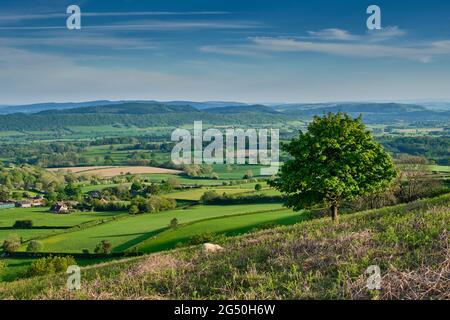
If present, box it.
[1,0,450,104]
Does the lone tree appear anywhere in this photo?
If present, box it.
[269,113,397,222]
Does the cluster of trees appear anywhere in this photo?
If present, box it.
[1,235,42,253]
[130,179,179,195]
[94,240,112,254]
[381,136,450,165]
[0,142,88,167]
[182,164,218,179]
[0,165,93,203]
[25,256,76,277]
[76,200,129,212]
[0,165,64,192]
[44,183,84,204]
[2,234,22,253]
[129,195,176,214]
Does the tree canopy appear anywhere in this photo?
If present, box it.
[270,113,398,221]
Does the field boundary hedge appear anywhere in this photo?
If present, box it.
[3,251,142,259]
[24,213,130,243]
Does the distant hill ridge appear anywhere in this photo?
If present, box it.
[275,103,427,114]
[204,104,280,114]
[37,103,199,115]
[0,100,248,115]
[0,101,449,131]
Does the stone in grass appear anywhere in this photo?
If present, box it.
[202,243,224,253]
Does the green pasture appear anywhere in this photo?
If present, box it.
[36,203,283,253]
[136,208,306,253]
[166,187,256,201]
[429,165,450,173]
[0,207,125,244]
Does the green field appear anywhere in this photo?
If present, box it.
[167,187,256,201]
[0,207,125,244]
[136,208,307,253]
[429,165,450,173]
[35,203,285,253]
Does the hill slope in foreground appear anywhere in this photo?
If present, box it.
[1,194,449,300]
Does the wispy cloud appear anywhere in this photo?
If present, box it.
[0,34,156,50]
[200,45,268,58]
[305,26,406,42]
[200,26,450,63]
[307,28,358,41]
[366,26,406,42]
[0,19,261,31]
[250,37,450,63]
[0,11,228,22]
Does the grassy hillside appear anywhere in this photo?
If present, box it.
[1,193,448,300]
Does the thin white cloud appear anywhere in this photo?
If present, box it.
[0,34,156,50]
[250,37,445,63]
[307,28,358,41]
[366,26,406,42]
[85,20,262,31]
[305,26,406,42]
[0,20,261,31]
[199,27,450,63]
[199,45,268,58]
[0,11,228,22]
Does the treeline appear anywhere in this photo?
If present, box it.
[0,137,177,167]
[0,165,74,196]
[0,112,288,131]
[341,155,447,213]
[200,190,285,205]
[0,142,88,167]
[380,136,450,165]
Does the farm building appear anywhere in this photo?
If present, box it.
[50,203,70,214]
[15,201,32,208]
[0,202,15,209]
[14,196,44,208]
[31,196,45,206]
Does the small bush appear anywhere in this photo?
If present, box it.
[2,234,21,253]
[94,240,112,254]
[200,191,221,203]
[13,220,33,229]
[188,233,225,245]
[170,218,179,229]
[128,205,139,215]
[243,170,253,179]
[26,256,76,277]
[0,261,7,274]
[26,240,44,252]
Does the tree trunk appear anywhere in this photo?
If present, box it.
[331,204,339,223]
